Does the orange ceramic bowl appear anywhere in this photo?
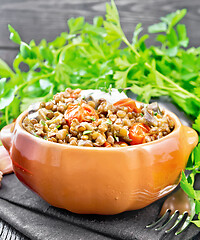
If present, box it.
[0,106,198,215]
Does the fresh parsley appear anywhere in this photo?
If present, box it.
[33,133,40,138]
[90,117,96,121]
[41,120,46,126]
[106,119,112,125]
[114,136,119,142]
[83,130,93,135]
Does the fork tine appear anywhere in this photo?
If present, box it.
[146,209,171,228]
[155,210,179,231]
[175,198,196,235]
[175,215,191,235]
[165,212,188,234]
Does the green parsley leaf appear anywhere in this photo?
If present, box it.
[20,42,36,59]
[8,24,21,44]
[33,133,40,138]
[177,24,189,47]
[41,120,46,126]
[193,114,200,133]
[114,136,119,142]
[192,220,200,228]
[193,144,200,168]
[0,59,14,78]
[160,9,187,29]
[56,125,61,129]
[0,78,6,95]
[107,119,112,125]
[148,22,167,33]
[0,88,15,110]
[68,17,85,34]
[132,23,143,45]
[180,171,196,199]
[83,130,93,135]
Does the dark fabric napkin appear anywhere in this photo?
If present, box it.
[0,174,200,240]
[0,96,200,240]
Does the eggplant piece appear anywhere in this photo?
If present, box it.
[28,108,48,122]
[147,102,162,115]
[28,102,41,114]
[143,108,158,127]
[28,111,40,121]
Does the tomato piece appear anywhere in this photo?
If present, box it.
[64,103,98,125]
[103,142,112,147]
[114,98,141,113]
[129,123,150,145]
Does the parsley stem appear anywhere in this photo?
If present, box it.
[122,35,200,103]
[58,42,88,64]
[152,67,200,103]
[122,36,140,58]
[15,71,55,94]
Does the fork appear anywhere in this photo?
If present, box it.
[146,188,196,235]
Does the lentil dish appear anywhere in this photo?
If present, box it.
[22,88,175,147]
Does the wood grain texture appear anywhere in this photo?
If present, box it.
[0,49,18,68]
[0,0,200,66]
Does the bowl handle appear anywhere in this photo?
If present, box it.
[182,125,198,152]
[0,122,15,153]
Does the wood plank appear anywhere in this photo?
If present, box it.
[0,49,19,67]
[0,0,200,48]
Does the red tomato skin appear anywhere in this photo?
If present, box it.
[64,103,98,125]
[103,142,112,147]
[129,123,150,145]
[114,98,141,113]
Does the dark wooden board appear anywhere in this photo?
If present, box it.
[1,0,200,66]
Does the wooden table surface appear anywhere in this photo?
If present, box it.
[0,0,200,239]
[1,0,200,67]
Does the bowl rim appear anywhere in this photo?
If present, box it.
[15,104,182,152]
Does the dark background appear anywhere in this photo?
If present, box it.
[1,0,200,68]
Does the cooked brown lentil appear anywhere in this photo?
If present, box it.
[22,88,175,147]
